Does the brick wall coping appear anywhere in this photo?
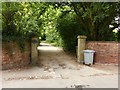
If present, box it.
[87,41,119,43]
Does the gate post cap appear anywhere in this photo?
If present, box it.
[77,35,87,39]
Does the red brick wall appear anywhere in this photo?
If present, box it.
[2,41,31,70]
[86,41,119,64]
[0,43,2,69]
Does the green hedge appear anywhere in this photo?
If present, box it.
[57,13,83,52]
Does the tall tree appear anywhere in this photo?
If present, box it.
[70,2,118,41]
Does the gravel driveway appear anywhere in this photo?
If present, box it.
[2,42,118,88]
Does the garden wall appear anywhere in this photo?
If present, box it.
[2,41,31,70]
[86,41,119,64]
[0,44,2,69]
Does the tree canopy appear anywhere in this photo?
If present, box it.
[2,2,119,52]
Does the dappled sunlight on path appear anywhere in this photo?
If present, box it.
[37,42,79,70]
[37,42,62,51]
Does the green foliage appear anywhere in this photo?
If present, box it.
[70,2,118,41]
[13,2,48,36]
[2,2,48,50]
[2,2,119,53]
[40,5,62,46]
[2,33,25,51]
[46,2,119,52]
[57,12,81,52]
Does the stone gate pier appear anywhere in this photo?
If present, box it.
[31,37,39,65]
[77,35,87,63]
